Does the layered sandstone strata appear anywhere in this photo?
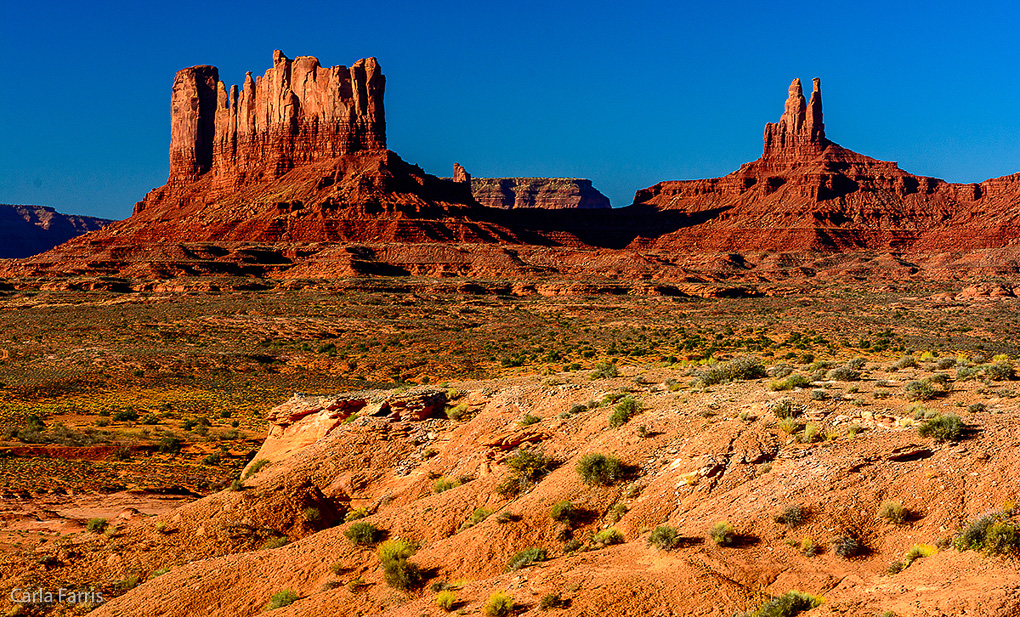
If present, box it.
[470,177,611,209]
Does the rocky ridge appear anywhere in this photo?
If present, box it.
[0,204,110,259]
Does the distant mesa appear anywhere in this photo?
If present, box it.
[0,204,110,259]
[447,163,611,210]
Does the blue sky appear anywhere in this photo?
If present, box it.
[2,0,1019,219]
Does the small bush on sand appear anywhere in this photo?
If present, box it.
[345,507,370,522]
[709,521,736,546]
[590,361,619,379]
[506,547,547,571]
[243,459,270,480]
[774,505,807,529]
[892,355,917,370]
[345,521,381,546]
[696,357,767,387]
[955,512,1020,556]
[917,413,963,442]
[549,501,580,526]
[266,589,298,610]
[769,374,810,391]
[576,453,624,486]
[435,590,458,611]
[648,525,680,550]
[593,528,624,546]
[832,534,863,558]
[735,591,824,617]
[539,592,565,610]
[483,591,515,617]
[608,396,641,428]
[86,518,107,533]
[504,448,551,482]
[878,501,909,525]
[433,477,462,493]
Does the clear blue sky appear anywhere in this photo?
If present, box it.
[2,0,1019,219]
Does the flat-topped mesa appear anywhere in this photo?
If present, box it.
[167,50,385,188]
[762,77,827,163]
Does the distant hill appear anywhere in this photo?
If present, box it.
[0,204,111,258]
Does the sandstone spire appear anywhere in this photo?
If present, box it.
[453,162,471,186]
[763,77,827,159]
[167,51,386,189]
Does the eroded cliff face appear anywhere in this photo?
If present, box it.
[0,205,111,259]
[144,51,386,211]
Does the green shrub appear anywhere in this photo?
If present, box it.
[261,536,288,550]
[903,543,937,565]
[483,591,515,617]
[504,448,550,482]
[957,366,981,380]
[918,413,963,442]
[302,507,321,522]
[377,537,414,561]
[608,396,641,428]
[986,362,1016,381]
[648,525,679,550]
[435,590,458,611]
[86,518,107,533]
[936,358,957,370]
[590,361,619,379]
[892,355,917,370]
[827,365,860,381]
[769,374,810,391]
[446,403,469,421]
[434,477,462,493]
[266,589,298,610]
[383,558,422,590]
[735,591,824,617]
[593,528,624,546]
[539,592,564,610]
[243,458,270,480]
[576,453,624,486]
[345,521,381,546]
[345,507,370,522]
[696,357,766,387]
[568,403,589,415]
[905,379,938,401]
[878,501,909,525]
[832,534,862,558]
[955,513,1020,556]
[768,363,794,379]
[774,505,807,529]
[770,399,798,419]
[549,501,580,526]
[967,402,987,413]
[506,547,547,571]
[112,409,139,422]
[519,414,541,427]
[709,521,735,546]
[459,508,491,532]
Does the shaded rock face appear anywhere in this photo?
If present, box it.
[0,205,111,259]
[471,177,611,209]
[453,162,471,186]
[155,50,386,204]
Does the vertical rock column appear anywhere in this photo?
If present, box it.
[168,66,220,184]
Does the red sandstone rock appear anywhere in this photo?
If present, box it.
[453,162,471,186]
[471,177,611,209]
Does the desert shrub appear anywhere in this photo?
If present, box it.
[459,508,491,532]
[377,538,416,564]
[797,536,819,556]
[504,448,551,482]
[568,403,589,415]
[777,418,799,435]
[878,501,909,525]
[593,528,624,546]
[266,589,298,610]
[483,591,515,617]
[769,374,810,391]
[957,366,982,381]
[955,513,1020,556]
[539,592,564,610]
[608,503,628,522]
[576,453,624,486]
[967,402,987,413]
[903,543,937,565]
[590,361,619,379]
[918,413,963,442]
[496,511,515,524]
[383,559,422,590]
[433,477,462,493]
[608,396,641,428]
[905,379,938,401]
[827,365,860,381]
[506,547,547,571]
[735,591,824,617]
[775,505,807,529]
[261,536,288,550]
[446,403,469,421]
[435,590,458,611]
[892,355,917,370]
[302,507,321,522]
[345,507,370,522]
[86,518,107,533]
[229,479,243,492]
[846,357,866,370]
[519,414,541,427]
[112,409,139,422]
[809,369,827,382]
[709,521,735,546]
[696,357,766,387]
[936,358,956,370]
[158,435,183,454]
[495,477,527,498]
[985,362,1016,381]
[832,534,863,558]
[810,389,827,401]
[549,501,580,526]
[769,363,794,378]
[770,399,798,419]
[800,422,820,443]
[243,458,270,480]
[648,525,679,550]
[345,521,381,546]
[201,451,222,466]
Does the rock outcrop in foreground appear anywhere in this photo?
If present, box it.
[0,204,110,259]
